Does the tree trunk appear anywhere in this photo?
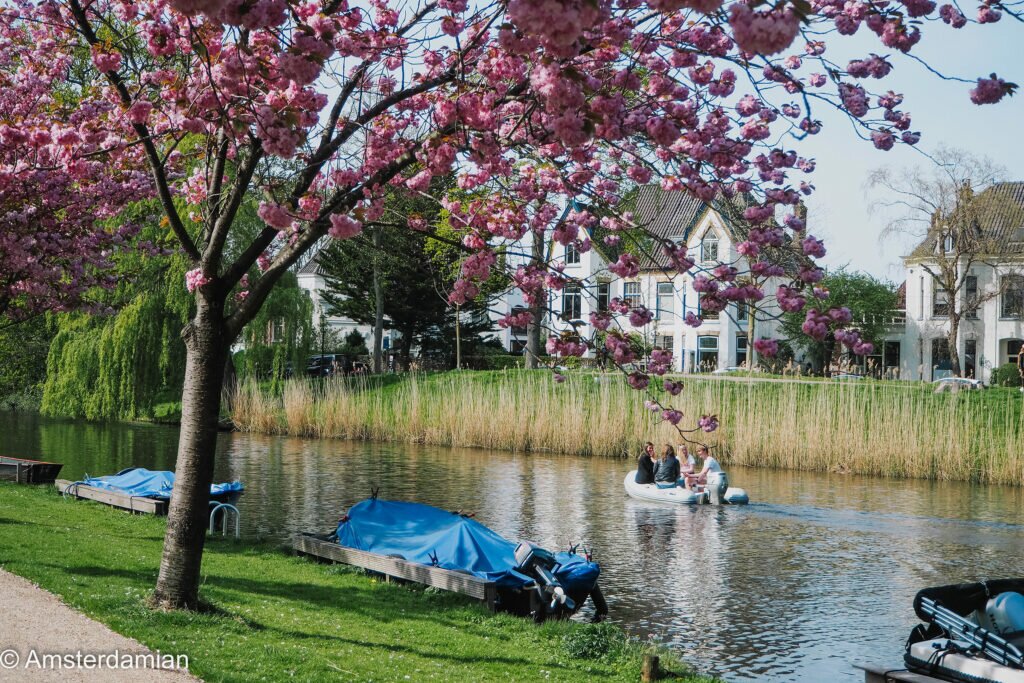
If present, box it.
[948,314,962,377]
[525,228,545,370]
[372,228,384,374]
[153,300,228,609]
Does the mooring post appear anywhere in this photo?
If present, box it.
[641,654,660,682]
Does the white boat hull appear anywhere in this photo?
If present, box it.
[908,638,1024,683]
[623,471,749,505]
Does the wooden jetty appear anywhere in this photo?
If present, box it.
[293,533,498,610]
[858,664,946,682]
[54,479,168,515]
[0,456,63,484]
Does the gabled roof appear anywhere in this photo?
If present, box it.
[297,248,326,276]
[907,181,1024,260]
[632,184,708,241]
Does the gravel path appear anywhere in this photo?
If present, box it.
[0,569,198,682]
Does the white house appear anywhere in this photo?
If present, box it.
[296,248,392,353]
[898,181,1024,382]
[544,185,792,372]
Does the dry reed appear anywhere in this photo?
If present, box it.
[230,372,1024,485]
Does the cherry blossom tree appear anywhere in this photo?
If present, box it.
[0,0,1017,608]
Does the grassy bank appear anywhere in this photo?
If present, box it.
[232,371,1024,485]
[0,484,713,682]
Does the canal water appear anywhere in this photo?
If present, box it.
[3,411,1024,682]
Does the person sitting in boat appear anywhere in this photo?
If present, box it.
[684,445,722,488]
[635,442,656,485]
[654,444,680,488]
[677,444,696,481]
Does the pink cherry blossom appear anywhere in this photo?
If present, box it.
[698,415,719,433]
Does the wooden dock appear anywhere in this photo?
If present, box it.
[0,457,63,484]
[858,664,946,682]
[293,533,498,610]
[54,480,168,515]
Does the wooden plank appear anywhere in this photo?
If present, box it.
[54,480,167,515]
[293,534,496,603]
[857,664,946,682]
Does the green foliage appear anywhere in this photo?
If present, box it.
[990,363,1023,387]
[339,329,369,357]
[0,316,55,407]
[41,246,192,421]
[236,271,314,384]
[780,268,899,368]
[562,622,629,661]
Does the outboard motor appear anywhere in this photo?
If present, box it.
[980,592,1024,641]
[707,471,729,505]
[514,541,575,616]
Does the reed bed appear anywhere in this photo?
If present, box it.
[231,371,1024,485]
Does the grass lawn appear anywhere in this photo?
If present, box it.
[0,483,717,682]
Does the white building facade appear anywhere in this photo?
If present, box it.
[545,186,788,373]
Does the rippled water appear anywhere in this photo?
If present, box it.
[4,412,1024,682]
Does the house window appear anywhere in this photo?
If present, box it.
[270,319,286,343]
[965,276,978,319]
[656,283,674,319]
[1002,276,1024,319]
[565,242,580,265]
[510,306,528,334]
[964,339,977,379]
[701,235,719,263]
[943,234,954,253]
[735,299,749,324]
[931,338,952,380]
[698,293,719,320]
[561,284,582,320]
[597,282,610,312]
[658,335,674,353]
[736,333,748,367]
[1009,340,1024,367]
[933,283,950,318]
[697,335,718,371]
[623,281,641,309]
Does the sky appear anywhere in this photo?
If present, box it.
[785,19,1024,284]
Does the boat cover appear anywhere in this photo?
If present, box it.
[915,580,1024,620]
[80,468,243,500]
[336,498,600,591]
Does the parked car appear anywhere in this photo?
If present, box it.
[306,354,353,377]
[711,366,751,375]
[932,376,985,390]
[832,373,864,381]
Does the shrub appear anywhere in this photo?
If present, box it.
[561,622,627,661]
[990,363,1023,387]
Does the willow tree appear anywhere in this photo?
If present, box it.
[2,0,1017,610]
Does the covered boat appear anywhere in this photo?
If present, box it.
[905,579,1024,683]
[74,467,244,501]
[623,470,749,505]
[335,498,605,621]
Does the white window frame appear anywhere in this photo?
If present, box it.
[656,282,674,319]
[623,281,641,309]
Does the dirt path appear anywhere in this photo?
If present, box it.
[0,569,198,682]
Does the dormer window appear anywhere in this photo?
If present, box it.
[942,233,954,253]
[701,235,719,263]
[565,242,580,265]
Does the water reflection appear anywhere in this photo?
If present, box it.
[3,412,1024,682]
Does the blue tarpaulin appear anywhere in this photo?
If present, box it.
[336,499,599,591]
[80,468,243,500]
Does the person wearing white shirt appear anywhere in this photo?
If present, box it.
[684,445,722,488]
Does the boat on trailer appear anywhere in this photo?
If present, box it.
[623,470,750,505]
[326,498,606,622]
[0,456,63,484]
[903,579,1024,683]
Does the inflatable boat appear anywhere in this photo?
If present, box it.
[334,498,605,621]
[623,471,749,505]
[905,579,1024,683]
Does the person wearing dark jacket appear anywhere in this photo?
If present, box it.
[654,444,680,488]
[635,442,656,484]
